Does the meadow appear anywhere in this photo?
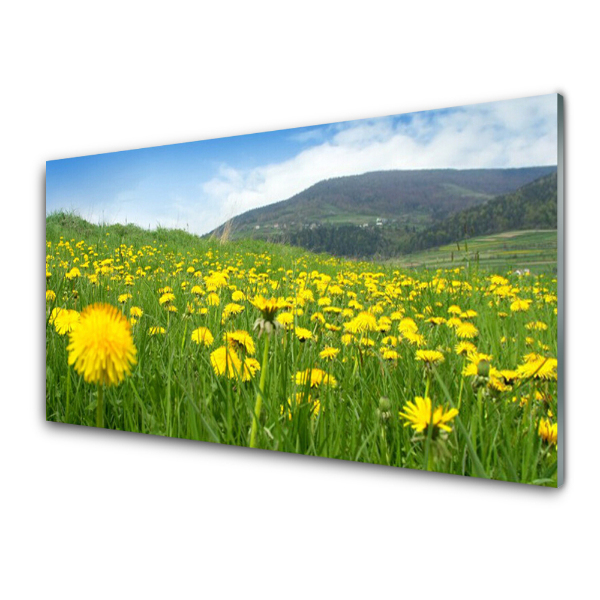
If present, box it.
[46,213,558,485]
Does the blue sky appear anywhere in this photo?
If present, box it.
[46,94,558,235]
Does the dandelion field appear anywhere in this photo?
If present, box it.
[46,214,559,486]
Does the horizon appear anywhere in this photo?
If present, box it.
[46,94,558,236]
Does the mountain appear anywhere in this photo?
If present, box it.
[211,167,557,249]
[406,172,558,253]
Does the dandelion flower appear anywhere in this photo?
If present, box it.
[381,348,399,361]
[50,307,80,335]
[319,346,340,360]
[46,290,56,302]
[517,355,557,381]
[148,326,166,336]
[67,303,137,385]
[191,326,214,347]
[295,327,314,342]
[224,330,255,355]
[295,368,337,388]
[276,312,294,328]
[399,396,458,435]
[222,302,245,321]
[130,306,143,318]
[344,311,378,333]
[456,322,479,339]
[416,350,445,366]
[455,341,477,356]
[159,292,175,305]
[538,418,557,445]
[210,345,243,379]
[242,357,261,381]
[510,298,532,312]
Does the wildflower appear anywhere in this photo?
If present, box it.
[148,326,166,335]
[67,303,137,385]
[224,330,255,355]
[242,357,261,381]
[402,331,425,347]
[282,393,321,419]
[398,318,418,335]
[159,292,175,305]
[207,292,220,306]
[252,296,289,336]
[191,327,214,347]
[399,396,458,435]
[517,355,557,381]
[276,312,294,328]
[295,327,314,342]
[381,348,399,361]
[456,322,478,339]
[538,418,558,445]
[46,290,56,302]
[526,321,548,331]
[210,345,243,379]
[49,307,80,335]
[319,346,339,360]
[344,311,378,333]
[455,341,477,356]
[382,335,397,347]
[415,350,445,366]
[118,293,132,304]
[426,316,446,326]
[510,298,532,312]
[130,306,143,318]
[65,267,81,280]
[295,368,337,388]
[222,302,245,321]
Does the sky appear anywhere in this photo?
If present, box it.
[46,94,558,236]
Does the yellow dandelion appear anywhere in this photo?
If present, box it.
[148,326,166,336]
[381,348,399,361]
[295,368,337,388]
[191,326,214,347]
[46,290,56,302]
[222,302,245,321]
[517,355,557,381]
[207,292,220,306]
[242,357,261,381]
[510,298,532,312]
[295,327,314,342]
[344,311,378,333]
[538,418,557,445]
[455,341,477,356]
[399,396,458,435]
[415,350,445,366]
[276,312,294,328]
[224,330,255,355]
[130,306,143,318]
[49,307,80,335]
[67,303,137,385]
[159,292,175,305]
[210,345,243,379]
[319,346,340,360]
[456,322,479,339]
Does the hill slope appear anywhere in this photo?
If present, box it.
[212,167,557,243]
[406,172,557,253]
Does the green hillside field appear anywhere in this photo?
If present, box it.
[391,230,557,273]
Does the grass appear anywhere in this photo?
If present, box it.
[45,213,558,485]
[392,230,557,273]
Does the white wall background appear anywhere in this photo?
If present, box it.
[1,2,596,598]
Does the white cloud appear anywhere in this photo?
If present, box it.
[198,94,557,234]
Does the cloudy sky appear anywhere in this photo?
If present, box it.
[46,94,558,236]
